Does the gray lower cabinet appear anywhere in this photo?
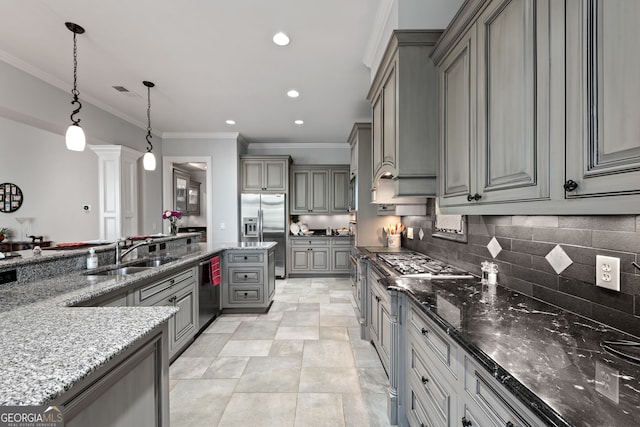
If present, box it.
[288,237,351,276]
[222,249,274,311]
[368,266,392,374]
[134,267,197,360]
[400,300,542,427]
[54,323,169,427]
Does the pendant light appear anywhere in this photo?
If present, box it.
[142,81,156,171]
[65,22,86,151]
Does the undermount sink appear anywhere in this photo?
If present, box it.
[88,266,154,276]
[129,256,179,267]
[84,257,179,276]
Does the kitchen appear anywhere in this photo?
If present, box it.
[1,0,640,426]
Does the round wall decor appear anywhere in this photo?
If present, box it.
[0,183,23,213]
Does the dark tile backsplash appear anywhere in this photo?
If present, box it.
[400,205,640,338]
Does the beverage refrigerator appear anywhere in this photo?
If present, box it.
[240,193,286,278]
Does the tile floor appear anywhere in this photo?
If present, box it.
[169,277,392,427]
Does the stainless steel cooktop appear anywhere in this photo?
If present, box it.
[377,252,472,279]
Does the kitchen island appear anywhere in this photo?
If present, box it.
[358,247,640,427]
[0,237,276,426]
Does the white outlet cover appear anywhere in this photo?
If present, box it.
[596,255,620,291]
[407,227,414,239]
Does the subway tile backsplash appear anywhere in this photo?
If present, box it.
[401,208,640,338]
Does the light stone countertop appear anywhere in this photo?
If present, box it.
[0,240,277,405]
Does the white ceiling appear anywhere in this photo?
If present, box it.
[0,1,456,145]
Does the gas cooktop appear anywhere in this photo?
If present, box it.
[377,252,472,279]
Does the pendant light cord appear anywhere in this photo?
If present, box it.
[70,31,82,126]
[146,85,153,152]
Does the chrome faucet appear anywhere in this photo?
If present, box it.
[115,238,153,266]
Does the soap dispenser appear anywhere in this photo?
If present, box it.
[86,248,98,270]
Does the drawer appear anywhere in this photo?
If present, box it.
[407,303,459,379]
[228,267,262,285]
[331,238,352,246]
[290,238,329,246]
[227,252,264,264]
[463,355,538,427]
[230,287,262,303]
[406,381,432,427]
[135,268,194,305]
[407,343,455,426]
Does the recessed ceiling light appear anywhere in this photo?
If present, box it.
[294,120,304,125]
[225,119,236,125]
[272,32,290,46]
[287,89,299,98]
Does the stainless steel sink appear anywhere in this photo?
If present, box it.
[130,257,179,267]
[88,266,154,276]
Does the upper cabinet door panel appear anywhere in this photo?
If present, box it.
[291,170,310,212]
[372,92,383,181]
[439,27,476,205]
[242,160,264,192]
[566,0,640,197]
[477,0,549,202]
[310,170,329,213]
[264,160,287,192]
[382,65,397,168]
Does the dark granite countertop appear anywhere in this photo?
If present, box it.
[358,247,640,427]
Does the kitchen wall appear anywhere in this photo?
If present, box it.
[0,60,163,241]
[247,143,349,165]
[401,202,640,338]
[162,136,241,242]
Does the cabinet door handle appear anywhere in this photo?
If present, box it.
[563,180,578,192]
[421,376,429,384]
[473,193,481,201]
[466,194,474,202]
[421,327,429,336]
[506,422,514,427]
[169,279,175,284]
[461,416,472,427]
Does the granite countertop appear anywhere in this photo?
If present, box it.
[358,248,640,426]
[0,240,277,405]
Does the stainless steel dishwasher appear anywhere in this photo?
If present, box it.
[198,256,221,334]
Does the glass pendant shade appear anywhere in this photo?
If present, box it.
[65,124,86,151]
[143,151,156,171]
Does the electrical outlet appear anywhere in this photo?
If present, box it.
[595,360,619,404]
[407,227,414,239]
[596,255,620,291]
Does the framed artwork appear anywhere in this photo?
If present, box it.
[0,183,23,213]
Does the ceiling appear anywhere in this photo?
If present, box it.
[0,0,382,144]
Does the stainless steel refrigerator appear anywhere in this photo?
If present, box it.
[240,193,286,278]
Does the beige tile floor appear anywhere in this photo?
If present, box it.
[169,277,392,427]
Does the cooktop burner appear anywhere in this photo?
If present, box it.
[377,252,472,278]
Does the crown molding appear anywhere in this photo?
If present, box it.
[162,132,240,140]
[0,49,150,133]
[246,142,349,150]
[363,0,395,70]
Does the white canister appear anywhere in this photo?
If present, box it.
[387,234,401,248]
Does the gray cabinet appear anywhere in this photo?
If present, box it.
[291,167,329,214]
[565,0,640,199]
[367,30,441,198]
[222,249,274,311]
[288,237,351,276]
[240,156,290,192]
[368,266,391,374]
[437,0,551,208]
[55,323,169,427]
[291,165,349,214]
[134,267,197,360]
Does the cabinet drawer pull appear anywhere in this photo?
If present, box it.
[244,292,248,297]
[421,327,429,336]
[563,179,578,192]
[467,193,481,201]
[506,422,514,427]
[421,376,429,384]
[244,256,248,260]
[244,274,248,278]
[461,417,472,427]
[169,279,175,284]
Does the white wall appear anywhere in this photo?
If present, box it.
[162,136,241,243]
[247,143,350,165]
[0,60,163,241]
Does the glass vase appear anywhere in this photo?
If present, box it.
[170,221,178,236]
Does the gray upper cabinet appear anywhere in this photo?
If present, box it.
[368,30,441,198]
[240,156,290,193]
[438,0,550,208]
[565,0,640,199]
[291,165,349,214]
